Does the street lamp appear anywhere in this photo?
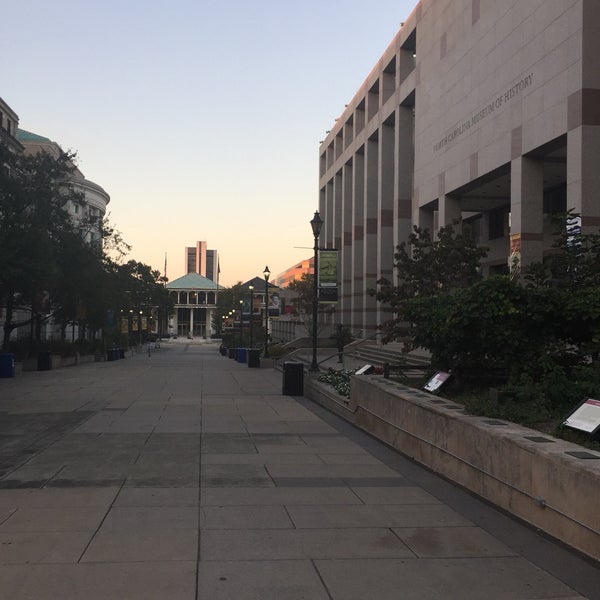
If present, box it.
[248,285,254,348]
[309,210,323,371]
[239,299,243,347]
[263,266,270,357]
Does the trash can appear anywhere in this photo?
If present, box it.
[247,349,260,368]
[282,362,304,395]
[0,353,15,378]
[228,348,237,359]
[236,348,247,363]
[37,351,52,371]
[119,347,125,359]
[106,346,118,361]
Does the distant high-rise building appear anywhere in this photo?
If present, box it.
[185,241,219,284]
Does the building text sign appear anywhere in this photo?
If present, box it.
[434,73,534,153]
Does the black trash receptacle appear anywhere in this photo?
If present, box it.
[0,353,15,378]
[37,351,51,371]
[247,349,260,368]
[282,362,304,395]
[228,348,237,359]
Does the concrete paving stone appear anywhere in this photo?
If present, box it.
[129,460,200,477]
[0,561,197,600]
[202,453,324,465]
[201,432,253,447]
[124,475,199,488]
[0,506,108,532]
[298,436,366,452]
[200,505,294,529]
[317,453,387,465]
[201,487,364,507]
[201,528,414,561]
[254,444,327,455]
[1,465,63,485]
[351,486,443,505]
[0,487,120,508]
[114,486,199,507]
[49,464,132,481]
[0,508,15,524]
[266,463,403,480]
[153,421,203,433]
[286,504,473,529]
[201,464,275,487]
[99,506,198,531]
[197,559,330,600]
[313,557,587,600]
[135,453,200,466]
[0,530,91,564]
[393,526,517,558]
[199,417,249,433]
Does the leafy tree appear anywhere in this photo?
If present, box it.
[286,273,330,337]
[373,225,487,344]
[0,146,85,350]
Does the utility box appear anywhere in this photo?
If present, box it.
[247,349,260,368]
[282,362,304,395]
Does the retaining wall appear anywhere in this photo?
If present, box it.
[304,374,600,562]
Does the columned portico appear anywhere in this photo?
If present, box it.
[166,273,220,339]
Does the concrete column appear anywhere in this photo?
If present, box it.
[341,161,353,326]
[189,306,194,336]
[438,195,462,231]
[364,135,379,335]
[568,126,600,231]
[352,151,365,335]
[378,121,395,330]
[395,106,414,258]
[510,155,544,271]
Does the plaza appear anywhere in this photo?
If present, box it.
[0,343,597,599]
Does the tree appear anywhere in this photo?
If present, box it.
[286,273,331,337]
[0,146,86,350]
[373,225,488,344]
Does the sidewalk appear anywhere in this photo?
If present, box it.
[0,342,597,599]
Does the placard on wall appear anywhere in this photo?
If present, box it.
[563,398,600,435]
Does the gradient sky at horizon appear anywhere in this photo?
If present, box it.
[3,0,416,286]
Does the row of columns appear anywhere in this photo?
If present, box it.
[322,120,600,336]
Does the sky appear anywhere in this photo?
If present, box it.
[2,0,416,287]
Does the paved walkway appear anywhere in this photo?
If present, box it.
[0,341,598,599]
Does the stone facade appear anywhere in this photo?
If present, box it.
[319,0,599,335]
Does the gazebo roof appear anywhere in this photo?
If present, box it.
[166,272,220,290]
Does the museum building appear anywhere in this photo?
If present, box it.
[318,0,600,335]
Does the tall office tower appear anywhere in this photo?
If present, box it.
[184,242,218,283]
[185,241,207,276]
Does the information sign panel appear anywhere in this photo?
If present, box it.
[424,371,451,392]
[563,398,600,434]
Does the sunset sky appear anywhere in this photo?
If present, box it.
[3,0,416,286]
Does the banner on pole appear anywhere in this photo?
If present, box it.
[319,250,338,303]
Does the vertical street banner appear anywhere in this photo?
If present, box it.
[319,250,338,303]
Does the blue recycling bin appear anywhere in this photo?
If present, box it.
[236,348,247,363]
[0,353,15,378]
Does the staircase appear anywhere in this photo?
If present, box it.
[349,341,431,371]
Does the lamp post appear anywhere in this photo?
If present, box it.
[239,300,243,347]
[263,266,270,357]
[248,285,254,348]
[309,211,323,372]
